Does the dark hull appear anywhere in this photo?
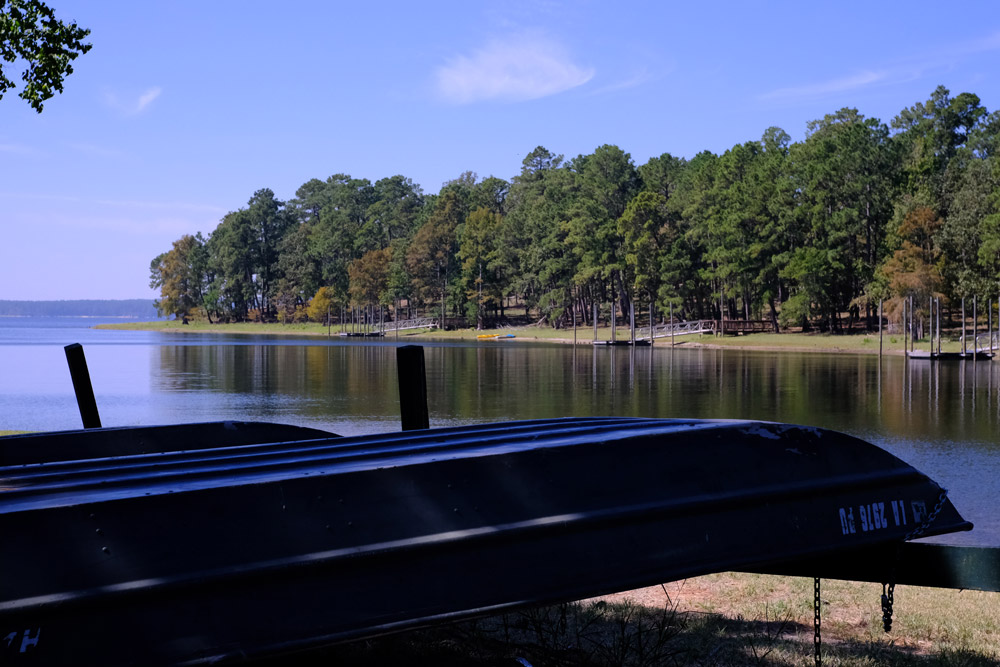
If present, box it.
[0,418,970,665]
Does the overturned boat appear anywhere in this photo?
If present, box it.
[0,417,971,665]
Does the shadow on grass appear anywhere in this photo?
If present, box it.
[256,598,999,666]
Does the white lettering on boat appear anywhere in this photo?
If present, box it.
[839,499,915,536]
[19,628,40,653]
[839,507,856,534]
[2,628,41,654]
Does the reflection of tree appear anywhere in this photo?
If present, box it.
[154,345,398,420]
[152,343,1000,450]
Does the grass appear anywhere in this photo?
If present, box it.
[297,573,1000,666]
[0,430,28,436]
[98,319,980,356]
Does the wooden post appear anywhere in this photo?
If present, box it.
[878,299,883,357]
[719,285,724,337]
[64,343,101,429]
[593,301,598,343]
[962,297,966,356]
[930,296,933,355]
[973,296,978,362]
[937,298,941,354]
[573,295,577,346]
[397,345,429,431]
[910,296,915,352]
[670,302,675,347]
[908,296,913,352]
[902,298,907,353]
[630,299,635,346]
[649,299,654,348]
[611,295,617,343]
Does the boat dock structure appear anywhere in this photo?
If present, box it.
[904,295,1000,361]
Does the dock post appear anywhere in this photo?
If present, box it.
[64,343,102,429]
[670,302,675,347]
[902,298,907,354]
[573,296,577,346]
[593,302,598,343]
[930,296,934,355]
[878,299,883,357]
[910,296,915,352]
[974,296,978,362]
[649,299,654,348]
[397,345,430,431]
[612,296,617,343]
[962,298,967,356]
[630,299,635,346]
[937,297,941,354]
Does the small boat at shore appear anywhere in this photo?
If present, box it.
[0,417,971,665]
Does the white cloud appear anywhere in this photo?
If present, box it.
[102,86,163,115]
[587,68,656,97]
[136,87,162,111]
[759,71,888,103]
[436,33,594,104]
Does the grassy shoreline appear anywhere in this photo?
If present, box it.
[96,319,972,356]
[311,572,1000,665]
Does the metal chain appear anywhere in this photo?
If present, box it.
[881,582,895,632]
[881,488,949,633]
[903,488,949,543]
[814,577,822,667]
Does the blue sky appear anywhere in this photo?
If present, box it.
[3,0,1000,300]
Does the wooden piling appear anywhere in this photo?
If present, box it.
[573,296,577,346]
[962,298,967,355]
[629,300,635,346]
[649,300,654,348]
[878,299,883,357]
[670,302,675,347]
[593,302,598,343]
[64,343,101,429]
[397,345,430,431]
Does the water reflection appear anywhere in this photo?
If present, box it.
[6,335,998,545]
[153,342,1000,448]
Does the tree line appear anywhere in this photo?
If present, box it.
[151,86,1000,332]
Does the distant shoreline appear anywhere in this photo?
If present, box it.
[0,299,158,320]
[94,320,938,356]
[0,314,153,319]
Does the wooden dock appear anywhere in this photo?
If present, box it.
[907,350,995,361]
[719,320,772,336]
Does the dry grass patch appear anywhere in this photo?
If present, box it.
[301,573,1000,666]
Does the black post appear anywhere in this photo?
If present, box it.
[64,343,101,429]
[397,345,429,431]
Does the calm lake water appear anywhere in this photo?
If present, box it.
[2,316,998,546]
